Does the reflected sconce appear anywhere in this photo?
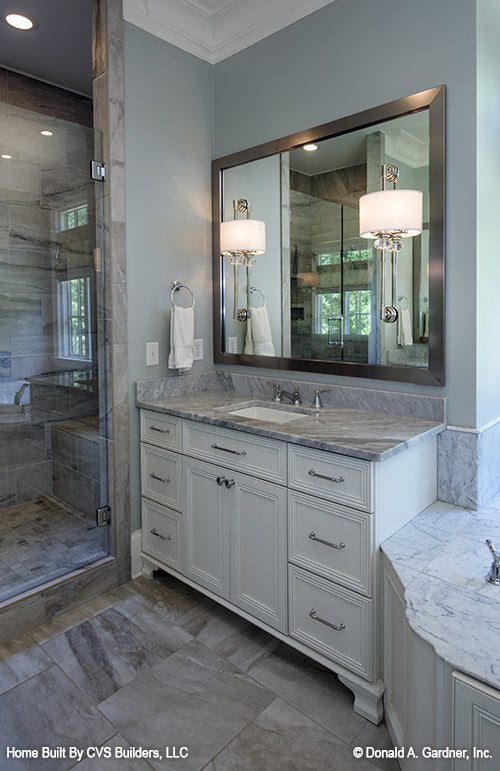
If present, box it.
[359,164,422,323]
[220,198,266,321]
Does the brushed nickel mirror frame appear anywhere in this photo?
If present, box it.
[212,86,445,386]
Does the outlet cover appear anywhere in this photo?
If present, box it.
[193,339,204,360]
[227,336,237,353]
[146,341,159,366]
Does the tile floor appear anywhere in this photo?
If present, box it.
[0,571,398,770]
[0,496,107,602]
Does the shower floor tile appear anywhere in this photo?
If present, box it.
[0,496,106,601]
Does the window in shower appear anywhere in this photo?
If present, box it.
[59,204,89,231]
[58,276,92,360]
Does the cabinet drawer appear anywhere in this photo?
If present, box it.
[141,443,181,509]
[182,420,286,484]
[288,444,373,512]
[289,565,373,680]
[288,491,372,596]
[140,409,181,450]
[142,498,182,571]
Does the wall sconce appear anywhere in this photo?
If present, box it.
[220,198,266,320]
[359,164,422,323]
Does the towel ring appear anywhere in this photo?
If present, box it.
[249,286,265,307]
[397,295,409,310]
[170,280,195,309]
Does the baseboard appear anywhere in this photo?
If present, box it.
[131,530,142,579]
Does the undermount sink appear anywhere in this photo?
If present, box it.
[218,401,310,424]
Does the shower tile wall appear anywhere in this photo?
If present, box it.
[0,69,96,508]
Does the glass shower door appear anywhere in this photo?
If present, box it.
[0,102,110,602]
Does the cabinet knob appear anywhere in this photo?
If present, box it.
[225,479,235,489]
[216,476,227,486]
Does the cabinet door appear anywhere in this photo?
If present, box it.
[453,671,500,770]
[230,471,287,633]
[183,457,230,600]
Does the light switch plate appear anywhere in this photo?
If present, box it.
[146,341,159,366]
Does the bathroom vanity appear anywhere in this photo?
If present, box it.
[137,389,443,724]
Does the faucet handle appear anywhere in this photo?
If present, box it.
[267,381,281,402]
[486,539,500,585]
[292,387,302,405]
[311,388,329,409]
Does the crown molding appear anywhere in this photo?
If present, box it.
[123,0,336,64]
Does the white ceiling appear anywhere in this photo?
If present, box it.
[123,0,337,64]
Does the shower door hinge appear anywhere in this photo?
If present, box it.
[96,505,111,527]
[90,160,106,181]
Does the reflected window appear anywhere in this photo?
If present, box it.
[59,204,88,231]
[57,277,91,360]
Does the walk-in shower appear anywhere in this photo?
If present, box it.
[0,94,110,602]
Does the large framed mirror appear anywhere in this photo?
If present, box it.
[212,86,445,385]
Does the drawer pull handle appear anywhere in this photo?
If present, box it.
[148,425,171,434]
[149,472,171,484]
[309,609,345,632]
[308,468,345,484]
[216,476,235,489]
[211,442,247,456]
[308,531,345,550]
[151,528,172,542]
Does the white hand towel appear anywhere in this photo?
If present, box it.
[168,306,194,372]
[397,306,413,347]
[249,305,275,356]
[244,318,255,354]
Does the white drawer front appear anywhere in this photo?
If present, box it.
[289,565,373,680]
[142,498,182,571]
[288,491,372,596]
[182,420,286,484]
[288,444,373,512]
[140,409,181,450]
[141,443,181,509]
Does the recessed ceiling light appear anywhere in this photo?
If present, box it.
[1,154,13,159]
[4,12,39,30]
[40,130,53,137]
[303,143,319,152]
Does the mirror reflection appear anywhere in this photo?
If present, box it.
[222,110,429,368]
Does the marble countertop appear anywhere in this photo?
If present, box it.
[382,496,500,690]
[136,389,444,462]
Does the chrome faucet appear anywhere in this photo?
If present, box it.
[311,388,329,409]
[486,539,500,585]
[13,382,29,406]
[281,387,302,406]
[267,382,282,402]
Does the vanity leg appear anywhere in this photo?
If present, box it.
[338,673,385,725]
[141,556,156,579]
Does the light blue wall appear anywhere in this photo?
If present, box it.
[124,22,213,530]
[213,0,478,428]
[476,0,500,427]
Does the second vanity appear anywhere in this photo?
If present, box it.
[136,387,443,724]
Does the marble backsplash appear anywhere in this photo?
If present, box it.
[135,370,446,422]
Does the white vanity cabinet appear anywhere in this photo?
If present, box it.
[183,455,287,631]
[140,407,438,725]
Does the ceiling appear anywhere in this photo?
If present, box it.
[0,0,93,96]
[0,0,336,98]
[123,0,337,63]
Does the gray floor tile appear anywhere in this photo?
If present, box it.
[0,633,52,695]
[247,642,367,743]
[205,697,382,771]
[72,734,155,770]
[351,720,400,771]
[0,665,114,771]
[99,638,275,770]
[42,594,192,703]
